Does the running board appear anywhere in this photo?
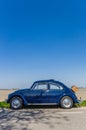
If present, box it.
[28,103,58,105]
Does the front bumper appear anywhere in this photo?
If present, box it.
[4,99,9,103]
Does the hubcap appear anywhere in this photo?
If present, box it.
[63,98,72,108]
[11,98,21,109]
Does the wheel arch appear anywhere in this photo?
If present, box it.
[8,94,27,106]
[58,95,74,105]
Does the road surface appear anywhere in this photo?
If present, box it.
[0,106,86,130]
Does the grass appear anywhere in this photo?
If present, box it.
[75,100,86,107]
[0,100,86,109]
[0,101,10,108]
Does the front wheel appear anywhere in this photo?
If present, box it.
[10,97,23,110]
[60,96,73,109]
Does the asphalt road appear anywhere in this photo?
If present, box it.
[0,106,86,130]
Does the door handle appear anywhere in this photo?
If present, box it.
[45,90,49,92]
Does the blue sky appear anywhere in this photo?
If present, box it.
[0,0,86,88]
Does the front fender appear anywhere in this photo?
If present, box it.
[7,93,28,106]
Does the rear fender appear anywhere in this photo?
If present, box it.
[58,93,78,104]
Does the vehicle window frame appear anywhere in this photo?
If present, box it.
[49,82,64,91]
[32,83,48,90]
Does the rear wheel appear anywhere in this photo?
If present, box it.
[10,97,23,110]
[60,96,73,109]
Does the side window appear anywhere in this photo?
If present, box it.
[50,83,63,90]
[34,84,48,90]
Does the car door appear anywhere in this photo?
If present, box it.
[25,83,48,104]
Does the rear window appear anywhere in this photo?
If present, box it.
[50,83,63,90]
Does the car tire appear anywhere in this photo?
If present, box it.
[10,96,23,110]
[60,96,73,109]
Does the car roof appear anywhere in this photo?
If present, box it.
[31,79,68,89]
[33,79,64,85]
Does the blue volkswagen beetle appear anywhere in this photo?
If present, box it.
[7,79,79,109]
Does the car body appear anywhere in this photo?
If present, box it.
[7,79,79,109]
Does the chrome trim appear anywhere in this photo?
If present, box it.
[4,99,7,103]
[63,99,72,108]
[28,103,57,105]
[11,98,21,109]
[78,99,83,103]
